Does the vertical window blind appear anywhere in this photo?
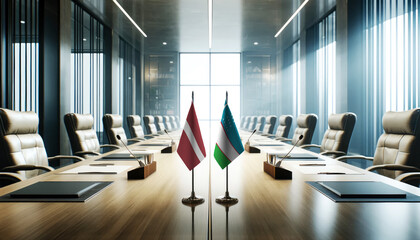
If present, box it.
[70,2,105,137]
[365,0,419,153]
[119,38,140,130]
[316,11,336,141]
[7,0,39,112]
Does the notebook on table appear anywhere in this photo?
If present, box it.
[318,181,407,198]
[0,181,113,202]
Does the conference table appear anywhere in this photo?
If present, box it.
[0,131,419,239]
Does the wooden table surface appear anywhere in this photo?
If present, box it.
[0,133,419,239]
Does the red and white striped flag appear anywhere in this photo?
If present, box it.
[177,102,206,170]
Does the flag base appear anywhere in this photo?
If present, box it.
[182,192,205,205]
[161,141,177,154]
[244,142,260,153]
[263,161,292,179]
[216,192,238,205]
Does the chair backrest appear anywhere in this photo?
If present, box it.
[163,116,172,131]
[248,116,258,131]
[103,114,127,146]
[0,108,48,179]
[244,116,251,129]
[240,116,246,129]
[262,116,277,134]
[373,109,420,178]
[175,116,180,129]
[276,115,293,138]
[154,116,165,132]
[291,114,317,146]
[127,115,145,138]
[320,113,357,154]
[64,113,100,154]
[170,116,177,130]
[143,115,158,134]
[255,116,266,132]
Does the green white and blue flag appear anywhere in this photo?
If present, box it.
[214,101,244,169]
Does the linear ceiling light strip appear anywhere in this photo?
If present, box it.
[274,0,309,38]
[209,0,213,49]
[112,0,147,37]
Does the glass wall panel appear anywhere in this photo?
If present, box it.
[70,1,106,140]
[364,0,419,154]
[6,0,39,112]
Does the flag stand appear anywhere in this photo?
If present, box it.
[216,165,238,204]
[182,168,205,204]
[182,91,205,205]
[216,92,238,205]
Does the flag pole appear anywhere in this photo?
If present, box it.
[182,91,204,205]
[216,91,238,205]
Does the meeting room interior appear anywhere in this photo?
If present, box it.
[0,0,420,239]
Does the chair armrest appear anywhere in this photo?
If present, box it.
[395,172,420,183]
[0,172,24,184]
[74,150,101,158]
[366,164,420,173]
[100,144,121,150]
[48,155,84,165]
[276,137,291,142]
[2,165,54,173]
[300,144,321,149]
[335,155,374,162]
[319,150,347,158]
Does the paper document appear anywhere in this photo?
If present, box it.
[59,165,132,174]
[297,165,361,175]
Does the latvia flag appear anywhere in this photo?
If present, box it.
[177,102,206,170]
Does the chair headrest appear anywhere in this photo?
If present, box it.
[72,113,94,130]
[328,113,356,130]
[128,115,141,125]
[155,116,163,122]
[279,115,292,126]
[0,108,38,135]
[297,114,317,128]
[144,115,155,124]
[257,116,264,122]
[265,115,277,125]
[382,109,420,135]
[104,114,123,128]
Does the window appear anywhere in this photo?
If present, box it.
[119,38,140,131]
[365,0,419,153]
[180,53,241,147]
[316,11,336,140]
[6,0,39,112]
[282,40,301,124]
[70,2,105,137]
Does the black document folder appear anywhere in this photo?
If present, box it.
[318,181,407,198]
[10,182,101,198]
[0,181,113,202]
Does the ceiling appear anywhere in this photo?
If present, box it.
[77,0,335,53]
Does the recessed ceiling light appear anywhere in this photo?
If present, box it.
[83,38,87,42]
[112,0,147,37]
[162,42,167,45]
[248,61,252,64]
[253,42,259,45]
[169,61,174,64]
[20,20,25,24]
[275,0,309,37]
